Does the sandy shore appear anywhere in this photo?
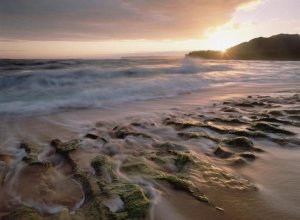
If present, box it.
[0,83,300,220]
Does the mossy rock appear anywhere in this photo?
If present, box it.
[214,146,234,159]
[267,110,284,116]
[112,126,151,139]
[284,109,300,115]
[91,156,150,219]
[106,181,150,219]
[3,206,43,220]
[206,118,247,125]
[91,155,114,178]
[19,142,40,164]
[194,195,210,204]
[249,122,295,135]
[160,175,191,191]
[163,117,202,129]
[228,130,267,138]
[240,153,256,161]
[74,197,102,220]
[149,154,167,164]
[19,142,35,154]
[178,131,218,142]
[256,117,292,125]
[73,171,94,201]
[85,133,99,140]
[121,159,192,192]
[223,137,254,150]
[169,150,195,172]
[51,139,80,153]
[153,142,186,151]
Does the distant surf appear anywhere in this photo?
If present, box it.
[0,58,299,115]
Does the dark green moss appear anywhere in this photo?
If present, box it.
[160,175,191,191]
[112,126,151,139]
[170,150,195,172]
[107,181,150,219]
[3,206,43,220]
[163,117,202,129]
[73,171,94,201]
[76,197,102,220]
[153,142,186,151]
[249,122,295,135]
[50,139,80,153]
[178,131,218,142]
[223,137,254,150]
[149,155,167,164]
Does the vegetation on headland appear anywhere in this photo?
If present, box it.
[187,34,300,60]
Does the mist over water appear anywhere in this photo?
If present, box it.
[0,58,299,115]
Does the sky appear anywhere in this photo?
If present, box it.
[0,0,299,59]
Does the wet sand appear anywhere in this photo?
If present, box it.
[0,83,300,219]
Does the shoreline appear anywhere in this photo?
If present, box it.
[0,83,300,219]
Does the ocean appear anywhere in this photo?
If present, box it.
[1,58,299,116]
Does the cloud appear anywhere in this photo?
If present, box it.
[0,0,255,41]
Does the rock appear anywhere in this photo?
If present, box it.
[223,137,254,150]
[20,142,32,154]
[19,142,39,163]
[284,109,300,115]
[172,151,195,171]
[178,131,218,142]
[91,155,112,177]
[220,107,238,112]
[107,181,150,219]
[194,195,210,204]
[0,161,6,184]
[230,157,247,166]
[240,153,256,161]
[214,146,234,159]
[84,133,99,140]
[268,110,284,116]
[207,118,248,125]
[112,126,151,139]
[56,208,71,220]
[250,122,295,135]
[163,117,202,129]
[256,117,292,125]
[3,206,43,220]
[229,130,267,138]
[153,142,186,151]
[51,139,80,153]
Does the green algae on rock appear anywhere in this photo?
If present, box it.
[90,155,150,219]
[178,131,218,142]
[104,181,150,219]
[19,142,40,164]
[112,126,152,139]
[3,206,43,220]
[51,139,80,153]
[222,137,264,152]
[249,122,295,135]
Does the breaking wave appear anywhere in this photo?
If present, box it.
[0,57,299,115]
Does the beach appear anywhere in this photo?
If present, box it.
[0,58,300,219]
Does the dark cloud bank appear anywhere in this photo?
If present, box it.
[0,0,253,41]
